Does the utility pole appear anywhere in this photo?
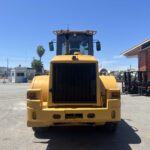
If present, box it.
[7,58,9,78]
[130,65,131,70]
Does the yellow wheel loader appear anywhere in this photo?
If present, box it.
[27,30,121,132]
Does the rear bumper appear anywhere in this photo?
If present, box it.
[27,99,121,127]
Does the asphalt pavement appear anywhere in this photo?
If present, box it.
[0,83,150,150]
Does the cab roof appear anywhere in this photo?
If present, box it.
[53,30,96,35]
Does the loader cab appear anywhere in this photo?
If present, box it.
[49,30,101,55]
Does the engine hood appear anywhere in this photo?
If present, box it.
[51,55,98,63]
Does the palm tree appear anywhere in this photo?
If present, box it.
[37,45,45,62]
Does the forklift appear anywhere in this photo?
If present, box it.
[122,71,150,96]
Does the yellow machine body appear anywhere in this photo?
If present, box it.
[27,55,121,127]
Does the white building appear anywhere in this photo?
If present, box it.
[10,67,35,83]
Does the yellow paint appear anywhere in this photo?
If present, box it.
[30,76,49,102]
[51,55,97,63]
[27,55,121,127]
[99,76,118,90]
[27,99,120,127]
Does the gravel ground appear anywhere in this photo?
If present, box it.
[0,83,150,150]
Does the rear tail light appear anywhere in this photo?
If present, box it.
[107,90,120,99]
[32,112,36,120]
[148,86,150,89]
[111,110,116,119]
[27,89,41,100]
[27,92,37,99]
[111,92,120,99]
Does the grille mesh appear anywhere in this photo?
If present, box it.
[52,63,96,103]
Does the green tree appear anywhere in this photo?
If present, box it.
[37,45,45,62]
[31,59,43,73]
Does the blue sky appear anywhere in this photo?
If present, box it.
[0,0,150,70]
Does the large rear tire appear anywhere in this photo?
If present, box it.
[32,127,49,133]
[104,122,119,133]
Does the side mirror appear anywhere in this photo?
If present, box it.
[49,41,54,51]
[96,41,101,51]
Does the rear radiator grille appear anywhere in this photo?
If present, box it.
[52,63,96,103]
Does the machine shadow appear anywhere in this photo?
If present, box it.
[34,119,141,150]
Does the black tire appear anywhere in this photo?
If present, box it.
[104,122,118,133]
[32,127,49,132]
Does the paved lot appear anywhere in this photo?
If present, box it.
[0,83,150,150]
